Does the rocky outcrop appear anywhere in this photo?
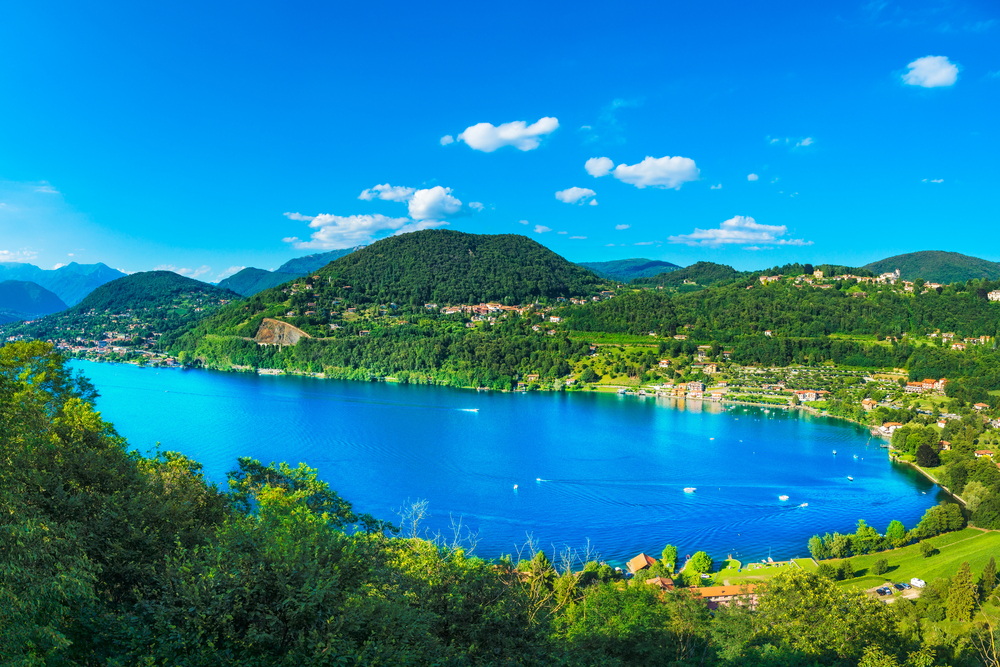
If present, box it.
[254,318,311,346]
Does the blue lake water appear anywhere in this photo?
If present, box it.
[77,361,945,566]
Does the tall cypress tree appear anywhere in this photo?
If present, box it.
[981,556,997,598]
[947,561,978,622]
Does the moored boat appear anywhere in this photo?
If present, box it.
[684,487,697,493]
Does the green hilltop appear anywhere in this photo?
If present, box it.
[864,250,1000,283]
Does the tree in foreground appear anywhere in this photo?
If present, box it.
[982,556,997,598]
[947,561,978,622]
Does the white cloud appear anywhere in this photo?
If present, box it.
[407,186,462,220]
[456,117,559,152]
[217,266,245,280]
[615,224,630,230]
[359,183,416,202]
[555,187,597,205]
[0,248,38,262]
[745,246,773,251]
[747,174,759,181]
[609,156,700,189]
[534,225,552,233]
[155,264,213,279]
[440,134,455,146]
[796,137,814,147]
[605,243,616,247]
[52,263,66,270]
[67,253,74,257]
[771,178,780,184]
[585,156,615,177]
[469,201,484,211]
[557,231,568,235]
[711,183,722,189]
[668,215,813,247]
[922,178,945,183]
[580,125,592,130]
[570,236,587,240]
[518,219,529,225]
[902,55,959,87]
[287,213,445,249]
[284,212,315,221]
[589,199,598,206]
[634,241,655,246]
[35,183,59,194]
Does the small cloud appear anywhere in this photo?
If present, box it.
[359,183,416,202]
[589,199,598,206]
[52,263,66,270]
[518,219,530,225]
[902,55,959,87]
[469,201,485,211]
[557,231,568,235]
[555,186,597,205]
[711,183,722,189]
[570,236,587,240]
[745,246,773,251]
[580,125,592,130]
[771,178,780,184]
[585,156,615,177]
[611,155,700,190]
[668,214,812,247]
[922,178,944,183]
[407,186,462,220]
[217,265,246,280]
[285,213,445,249]
[747,173,759,181]
[456,117,559,152]
[534,225,552,233]
[796,137,814,147]
[67,253,74,257]
[769,138,781,144]
[615,224,630,230]
[0,248,38,263]
[284,212,315,221]
[440,134,455,146]
[154,264,213,279]
[605,243,616,247]
[634,241,655,246]
[35,182,59,194]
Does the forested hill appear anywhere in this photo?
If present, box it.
[218,267,300,296]
[276,246,363,274]
[864,251,1000,283]
[577,258,680,281]
[71,271,239,313]
[314,230,602,305]
[632,261,742,288]
[0,280,68,324]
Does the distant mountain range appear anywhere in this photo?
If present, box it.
[0,262,126,306]
[863,251,1000,284]
[0,280,68,324]
[576,258,681,281]
[219,247,366,296]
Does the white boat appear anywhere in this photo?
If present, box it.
[847,476,854,481]
[832,450,837,455]
[800,502,809,507]
[513,484,518,490]
[779,495,789,501]
[684,487,697,493]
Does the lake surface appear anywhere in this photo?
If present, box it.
[77,361,945,566]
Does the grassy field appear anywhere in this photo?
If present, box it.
[710,559,807,586]
[828,528,1000,590]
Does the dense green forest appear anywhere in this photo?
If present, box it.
[865,251,1000,284]
[4,341,997,666]
[314,230,604,305]
[631,261,742,288]
[577,258,681,281]
[67,271,239,313]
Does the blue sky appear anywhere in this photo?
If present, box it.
[1,0,997,280]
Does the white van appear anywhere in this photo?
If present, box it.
[910,578,926,588]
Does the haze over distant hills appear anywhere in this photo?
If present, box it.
[0,280,68,324]
[863,251,1000,284]
[0,262,126,306]
[577,258,681,281]
[218,247,365,296]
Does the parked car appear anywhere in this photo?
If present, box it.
[910,578,926,588]
[899,582,911,589]
[875,587,892,596]
[893,583,906,591]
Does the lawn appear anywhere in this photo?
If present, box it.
[828,528,1000,590]
[710,559,806,586]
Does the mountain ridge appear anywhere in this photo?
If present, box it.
[0,280,68,324]
[863,251,1000,283]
